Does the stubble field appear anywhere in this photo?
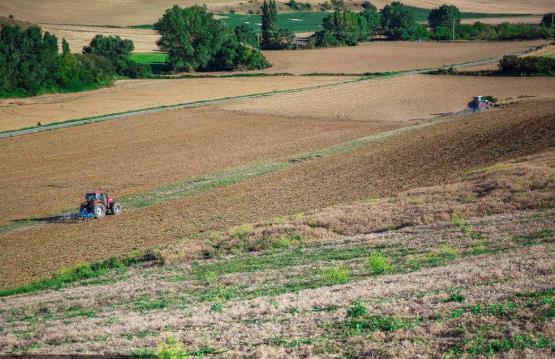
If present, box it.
[1,0,552,27]
[0,76,345,132]
[260,40,547,74]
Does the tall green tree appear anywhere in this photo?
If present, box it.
[0,25,60,95]
[154,5,226,72]
[381,1,427,40]
[154,5,268,71]
[428,4,460,29]
[260,0,294,49]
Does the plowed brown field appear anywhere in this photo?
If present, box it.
[0,76,344,132]
[260,40,547,74]
[219,75,555,123]
[1,97,554,289]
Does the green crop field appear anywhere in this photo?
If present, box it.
[131,7,530,34]
[129,52,168,65]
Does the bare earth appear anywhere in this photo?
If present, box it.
[260,40,547,74]
[1,96,553,289]
[41,24,159,53]
[219,75,555,123]
[0,76,344,132]
[1,0,552,26]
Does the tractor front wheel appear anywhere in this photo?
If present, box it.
[111,202,123,215]
[93,203,106,218]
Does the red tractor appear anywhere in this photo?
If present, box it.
[79,191,122,219]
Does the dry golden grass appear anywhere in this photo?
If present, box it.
[0,76,344,132]
[260,40,547,74]
[41,24,158,53]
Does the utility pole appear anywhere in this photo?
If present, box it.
[452,17,455,42]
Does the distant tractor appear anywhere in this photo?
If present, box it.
[468,96,495,112]
[79,191,122,219]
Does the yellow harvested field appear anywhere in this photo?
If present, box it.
[41,24,159,53]
[261,40,547,74]
[0,0,238,26]
[1,0,552,26]
[220,75,555,122]
[0,76,345,132]
[525,44,555,58]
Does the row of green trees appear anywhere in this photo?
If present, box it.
[0,25,122,97]
[311,1,428,47]
[499,55,555,76]
[428,4,555,41]
[154,5,268,71]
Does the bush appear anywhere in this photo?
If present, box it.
[314,8,379,47]
[541,12,554,27]
[368,253,393,274]
[453,22,554,41]
[321,266,351,284]
[83,34,150,78]
[347,300,368,318]
[499,55,555,76]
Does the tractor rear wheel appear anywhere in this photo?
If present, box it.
[93,203,106,218]
[111,202,123,215]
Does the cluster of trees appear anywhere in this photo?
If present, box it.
[428,5,555,41]
[261,0,294,49]
[499,55,555,76]
[83,35,150,78]
[154,5,269,71]
[0,25,116,98]
[312,1,426,47]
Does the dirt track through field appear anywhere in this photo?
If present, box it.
[1,97,554,289]
[261,40,546,74]
[0,76,344,132]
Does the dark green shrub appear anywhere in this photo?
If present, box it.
[381,1,428,40]
[541,12,554,27]
[499,55,555,76]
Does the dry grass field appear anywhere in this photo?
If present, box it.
[0,148,553,356]
[41,24,158,53]
[260,40,547,74]
[1,96,553,289]
[1,0,552,26]
[0,76,345,132]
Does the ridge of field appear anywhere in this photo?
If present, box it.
[1,97,553,289]
[2,75,554,226]
[259,40,547,74]
[0,148,553,355]
[0,76,345,132]
[2,0,549,26]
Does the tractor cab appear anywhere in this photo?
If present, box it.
[80,191,122,219]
